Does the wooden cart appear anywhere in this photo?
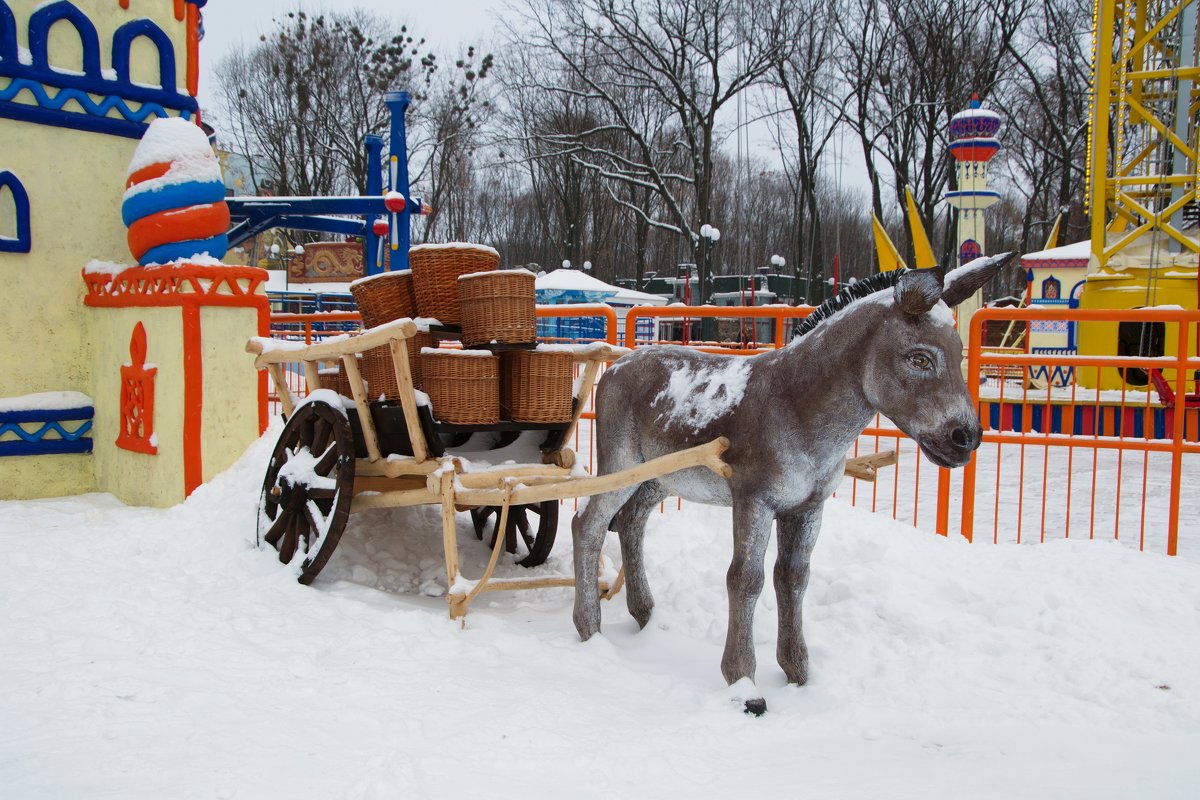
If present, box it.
[247,319,732,618]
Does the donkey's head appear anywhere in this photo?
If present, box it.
[859,253,1014,468]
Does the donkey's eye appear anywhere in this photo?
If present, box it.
[907,352,933,371]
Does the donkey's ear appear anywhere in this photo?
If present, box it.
[893,267,943,316]
[941,252,1016,308]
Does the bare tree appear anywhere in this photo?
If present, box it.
[508,0,786,301]
[760,0,842,297]
[838,0,1031,265]
[210,10,434,197]
[410,46,495,242]
[996,0,1092,250]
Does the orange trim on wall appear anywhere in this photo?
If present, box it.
[182,304,203,494]
[84,263,271,497]
[186,3,200,98]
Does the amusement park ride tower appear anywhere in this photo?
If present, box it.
[1083,0,1200,388]
[944,96,1003,345]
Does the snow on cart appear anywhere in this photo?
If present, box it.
[246,317,732,618]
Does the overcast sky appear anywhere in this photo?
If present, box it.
[195,0,874,195]
[198,0,504,106]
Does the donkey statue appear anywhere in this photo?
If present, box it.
[571,253,1014,713]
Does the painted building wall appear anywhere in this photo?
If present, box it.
[0,1,251,504]
[89,305,186,505]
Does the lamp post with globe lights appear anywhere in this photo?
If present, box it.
[698,224,720,340]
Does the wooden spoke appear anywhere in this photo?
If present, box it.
[262,512,289,548]
[311,417,331,455]
[258,399,356,584]
[313,443,340,475]
[468,500,559,568]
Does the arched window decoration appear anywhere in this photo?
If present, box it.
[0,2,17,64]
[28,1,103,78]
[959,239,981,264]
[1041,276,1061,301]
[112,19,177,91]
[0,171,31,253]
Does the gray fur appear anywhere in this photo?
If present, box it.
[572,252,1014,702]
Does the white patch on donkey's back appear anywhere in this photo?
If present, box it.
[652,357,752,430]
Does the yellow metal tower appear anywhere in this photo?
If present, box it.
[1081,0,1200,389]
[1088,0,1200,267]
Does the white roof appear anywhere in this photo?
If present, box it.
[535,268,622,293]
[535,269,667,306]
[1022,240,1091,263]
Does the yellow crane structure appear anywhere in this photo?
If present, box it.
[1080,0,1200,388]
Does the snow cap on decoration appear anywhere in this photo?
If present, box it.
[122,117,229,266]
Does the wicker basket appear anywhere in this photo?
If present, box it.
[458,269,536,346]
[317,366,356,398]
[422,349,499,425]
[359,331,434,399]
[500,349,574,423]
[409,243,500,325]
[350,270,416,329]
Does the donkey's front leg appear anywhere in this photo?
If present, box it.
[572,485,638,641]
[612,481,666,629]
[774,505,823,685]
[721,496,774,687]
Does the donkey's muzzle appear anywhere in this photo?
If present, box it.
[920,423,981,468]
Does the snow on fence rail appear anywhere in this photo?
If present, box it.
[262,304,1200,556]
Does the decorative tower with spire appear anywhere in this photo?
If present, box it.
[944,94,1003,342]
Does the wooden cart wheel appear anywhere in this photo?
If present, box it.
[470,500,559,568]
[259,399,356,584]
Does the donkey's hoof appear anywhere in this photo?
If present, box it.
[631,605,653,629]
[743,697,767,716]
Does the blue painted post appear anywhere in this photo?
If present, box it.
[385,91,413,272]
[363,133,384,275]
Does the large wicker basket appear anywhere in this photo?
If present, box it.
[350,270,416,329]
[458,269,536,346]
[409,243,500,325]
[500,349,574,423]
[422,349,499,425]
[359,331,434,400]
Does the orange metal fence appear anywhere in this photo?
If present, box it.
[262,303,1199,556]
[965,307,1200,556]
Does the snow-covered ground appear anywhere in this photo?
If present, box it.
[3,424,1199,798]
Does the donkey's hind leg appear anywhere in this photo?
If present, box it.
[774,505,823,685]
[611,480,666,629]
[572,484,639,641]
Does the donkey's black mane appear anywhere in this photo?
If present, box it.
[792,268,909,339]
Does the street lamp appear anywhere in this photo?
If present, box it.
[268,242,306,292]
[562,259,571,270]
[583,260,592,272]
[698,224,720,340]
